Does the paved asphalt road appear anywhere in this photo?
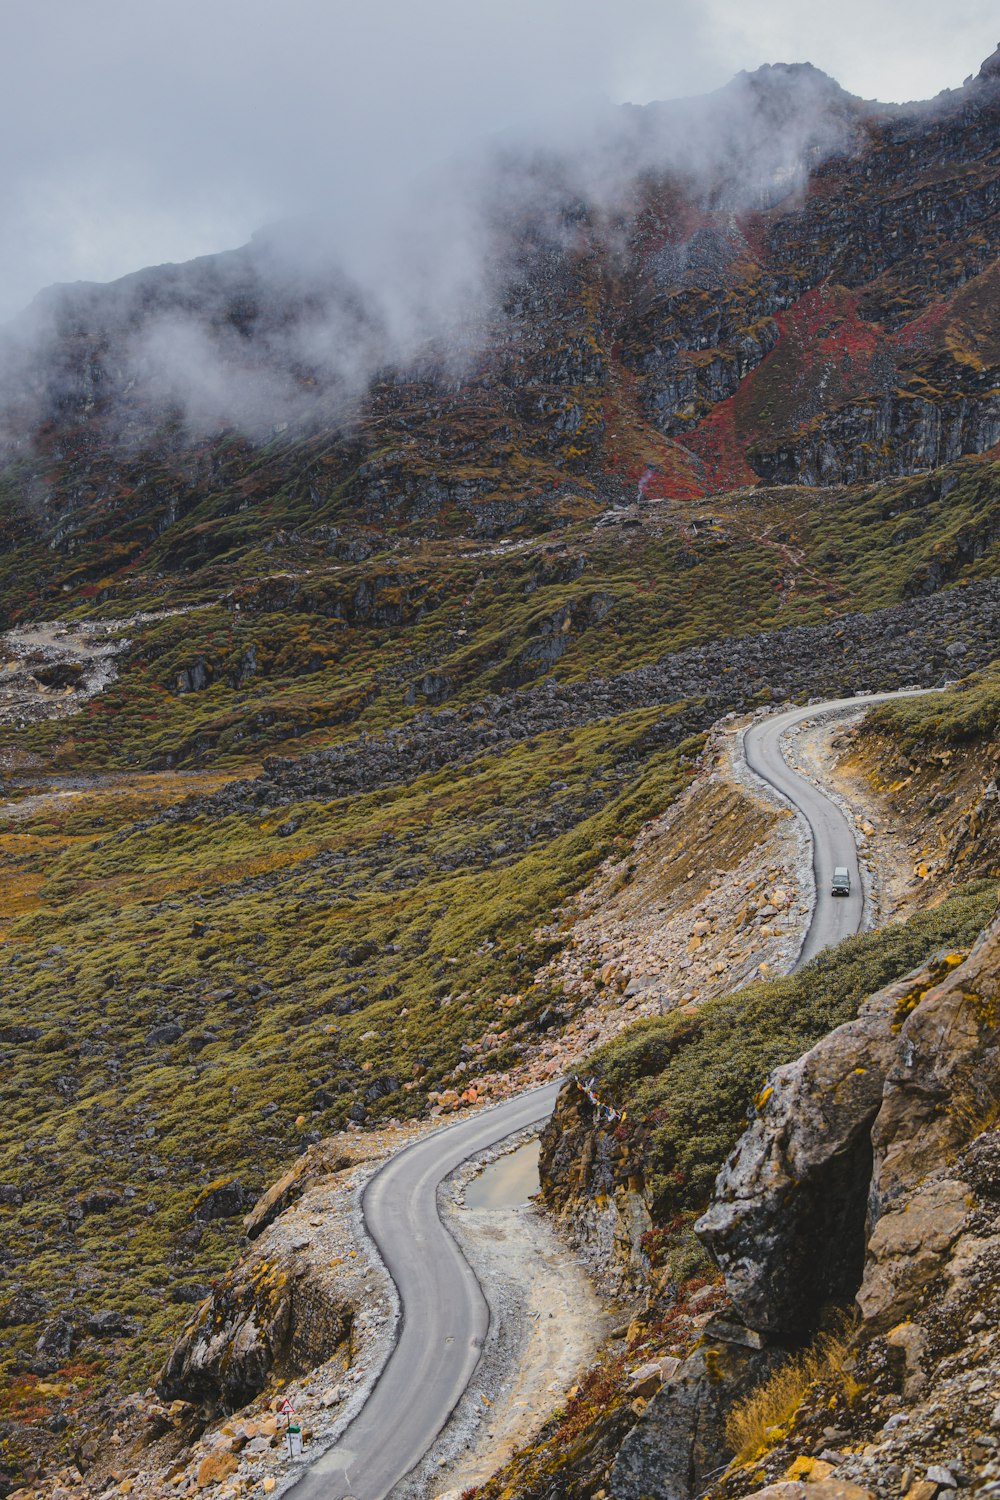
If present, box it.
[288,1081,562,1500]
[743,691,931,967]
[292,690,933,1499]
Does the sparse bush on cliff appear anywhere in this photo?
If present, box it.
[725,1325,858,1464]
[868,658,1000,751]
[584,882,999,1216]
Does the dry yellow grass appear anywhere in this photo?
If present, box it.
[725,1328,859,1463]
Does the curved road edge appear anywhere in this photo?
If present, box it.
[742,689,937,970]
[289,687,937,1500]
[287,1082,562,1500]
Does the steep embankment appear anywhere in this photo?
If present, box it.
[2,45,1000,1500]
[474,672,999,1500]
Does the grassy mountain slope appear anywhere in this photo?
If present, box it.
[1,47,1000,1498]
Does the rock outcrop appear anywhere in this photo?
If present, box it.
[610,1332,783,1500]
[697,912,1000,1340]
[859,913,1000,1326]
[540,1085,653,1296]
[242,1140,351,1241]
[155,1138,391,1418]
[710,1117,1000,1500]
[750,391,1000,488]
[695,954,965,1335]
[156,1256,352,1414]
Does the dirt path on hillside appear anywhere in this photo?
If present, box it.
[0,768,239,819]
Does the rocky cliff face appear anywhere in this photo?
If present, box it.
[695,910,1000,1500]
[2,51,1000,596]
[540,1085,653,1298]
[695,949,969,1336]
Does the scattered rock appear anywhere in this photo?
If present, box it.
[191,1178,252,1222]
[195,1451,238,1487]
[144,1022,183,1047]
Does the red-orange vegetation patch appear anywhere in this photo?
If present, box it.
[602,358,707,502]
[546,1349,629,1448]
[1,1361,102,1427]
[634,449,707,503]
[721,281,887,454]
[778,282,881,362]
[684,397,760,493]
[671,280,891,490]
[893,297,951,359]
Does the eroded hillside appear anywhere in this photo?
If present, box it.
[1,42,1000,1500]
[473,674,1000,1500]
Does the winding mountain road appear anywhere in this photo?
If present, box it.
[291,689,930,1500]
[742,690,931,966]
[288,1083,562,1500]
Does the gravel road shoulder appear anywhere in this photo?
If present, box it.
[396,1130,609,1500]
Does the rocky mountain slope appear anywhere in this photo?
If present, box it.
[0,42,999,1500]
[0,50,1000,611]
[472,680,999,1500]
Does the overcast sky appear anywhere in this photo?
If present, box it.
[0,0,996,322]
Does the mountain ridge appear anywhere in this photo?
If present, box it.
[0,47,996,645]
[0,43,999,1500]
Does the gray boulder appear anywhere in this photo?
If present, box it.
[157,1256,351,1414]
[695,958,952,1335]
[36,1317,75,1364]
[610,1333,780,1500]
[192,1178,252,1221]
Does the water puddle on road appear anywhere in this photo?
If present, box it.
[465,1139,540,1209]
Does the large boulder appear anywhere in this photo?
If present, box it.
[695,958,954,1335]
[157,1256,351,1413]
[243,1140,350,1240]
[696,909,1000,1340]
[35,1316,75,1366]
[610,1330,782,1500]
[858,912,1000,1326]
[191,1177,253,1221]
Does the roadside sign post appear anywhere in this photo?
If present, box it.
[279,1398,303,1459]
